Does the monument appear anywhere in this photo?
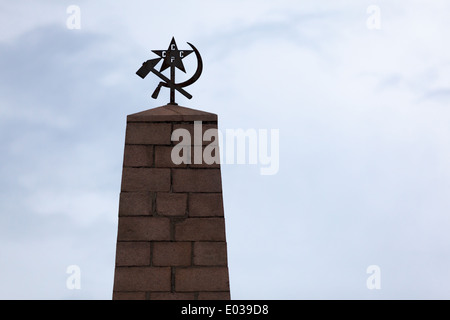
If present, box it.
[112,38,231,300]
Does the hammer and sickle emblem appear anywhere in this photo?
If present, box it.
[136,38,203,105]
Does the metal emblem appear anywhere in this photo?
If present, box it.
[136,37,203,105]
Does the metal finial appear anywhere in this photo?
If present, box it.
[136,37,203,105]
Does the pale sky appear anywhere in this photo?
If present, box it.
[1,0,450,299]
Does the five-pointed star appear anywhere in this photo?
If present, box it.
[152,37,193,73]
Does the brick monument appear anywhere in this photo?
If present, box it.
[112,104,231,300]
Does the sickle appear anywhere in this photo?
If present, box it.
[152,42,203,99]
[177,42,203,87]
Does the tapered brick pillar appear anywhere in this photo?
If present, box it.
[112,104,230,300]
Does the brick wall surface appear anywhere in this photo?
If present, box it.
[112,105,230,300]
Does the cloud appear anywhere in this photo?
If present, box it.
[1,1,450,299]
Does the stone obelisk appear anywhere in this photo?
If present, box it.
[112,104,231,300]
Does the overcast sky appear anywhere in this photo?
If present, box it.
[1,0,450,299]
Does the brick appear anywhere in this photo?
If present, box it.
[194,242,228,266]
[119,192,152,216]
[152,242,191,266]
[115,242,151,266]
[125,123,172,145]
[187,144,220,169]
[184,145,220,168]
[117,217,170,241]
[121,168,170,192]
[112,291,146,300]
[155,145,219,168]
[175,218,226,241]
[198,292,231,300]
[149,292,196,300]
[156,193,187,216]
[172,169,222,193]
[175,267,229,292]
[154,145,188,168]
[173,123,218,146]
[123,145,153,167]
[189,193,224,217]
[113,267,171,291]
[188,145,220,168]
